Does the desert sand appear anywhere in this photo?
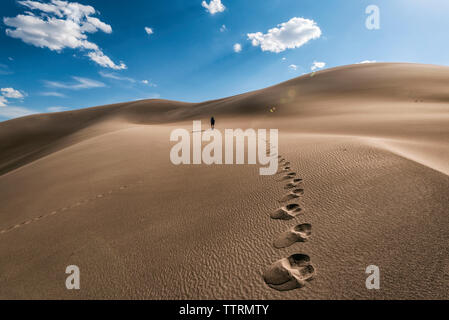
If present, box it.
[0,63,448,299]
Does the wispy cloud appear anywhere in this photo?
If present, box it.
[142,80,157,87]
[3,0,126,70]
[146,93,160,99]
[99,71,135,83]
[358,60,377,64]
[248,17,321,53]
[47,106,69,112]
[45,77,106,90]
[0,106,36,119]
[220,24,227,32]
[40,91,67,97]
[289,64,298,70]
[0,63,13,75]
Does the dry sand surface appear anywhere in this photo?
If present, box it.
[0,63,448,299]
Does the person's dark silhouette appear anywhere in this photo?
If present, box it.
[210,116,215,130]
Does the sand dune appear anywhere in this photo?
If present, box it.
[0,63,448,299]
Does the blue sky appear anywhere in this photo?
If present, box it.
[0,0,448,120]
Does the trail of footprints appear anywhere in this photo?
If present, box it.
[263,143,316,291]
[1,145,316,290]
[0,180,145,235]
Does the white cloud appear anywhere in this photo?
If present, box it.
[0,106,36,119]
[3,0,125,69]
[1,87,24,99]
[87,51,126,70]
[47,106,69,112]
[358,60,376,64]
[233,43,242,53]
[289,64,297,70]
[84,16,112,33]
[202,0,225,15]
[4,13,100,51]
[247,17,321,53]
[45,76,105,90]
[0,87,25,107]
[99,71,135,83]
[0,86,34,119]
[145,27,154,35]
[311,61,325,71]
[0,96,7,107]
[220,24,226,32]
[282,57,286,61]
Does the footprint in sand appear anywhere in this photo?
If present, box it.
[270,203,302,220]
[0,179,150,236]
[277,165,291,173]
[279,193,299,202]
[273,224,312,248]
[279,188,304,202]
[263,254,316,291]
[280,172,297,181]
[284,179,303,189]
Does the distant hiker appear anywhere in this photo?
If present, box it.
[210,116,215,130]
